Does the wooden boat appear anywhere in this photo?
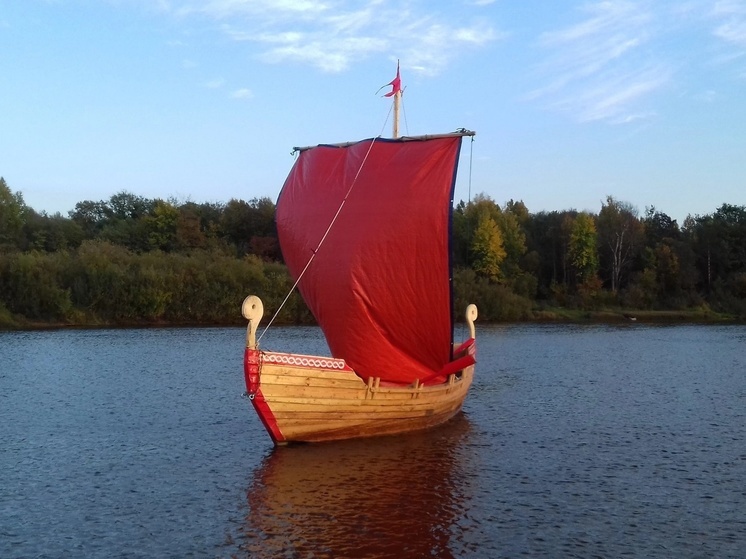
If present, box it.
[241,64,478,444]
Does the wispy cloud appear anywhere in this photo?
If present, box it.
[205,78,226,89]
[531,1,669,124]
[169,0,499,75]
[231,88,253,99]
[711,0,746,47]
[178,0,330,18]
[703,0,746,79]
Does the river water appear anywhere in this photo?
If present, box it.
[1,323,744,558]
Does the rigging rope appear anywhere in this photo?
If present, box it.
[401,93,409,136]
[257,116,391,344]
[468,133,474,203]
[256,96,474,345]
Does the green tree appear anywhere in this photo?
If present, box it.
[524,210,577,298]
[597,196,644,293]
[644,206,680,245]
[0,177,27,249]
[23,210,85,252]
[108,191,153,220]
[69,199,114,238]
[142,199,179,251]
[220,197,279,257]
[452,201,472,269]
[0,251,72,320]
[687,204,746,311]
[568,212,599,284]
[174,206,207,250]
[471,216,506,282]
[505,199,530,225]
[452,194,502,271]
[495,210,526,277]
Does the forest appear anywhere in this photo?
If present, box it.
[1,176,745,329]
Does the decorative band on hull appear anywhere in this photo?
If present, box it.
[262,352,351,371]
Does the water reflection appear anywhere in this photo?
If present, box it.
[239,415,474,558]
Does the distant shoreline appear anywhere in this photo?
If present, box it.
[528,308,739,324]
[2,308,740,332]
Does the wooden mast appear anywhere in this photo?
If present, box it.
[391,60,401,139]
[393,86,400,138]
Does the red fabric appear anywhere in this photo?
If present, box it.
[453,338,475,356]
[384,64,402,97]
[276,136,462,384]
[419,353,476,384]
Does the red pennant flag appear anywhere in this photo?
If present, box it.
[378,61,402,97]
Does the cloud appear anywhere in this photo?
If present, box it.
[169,0,499,75]
[395,19,499,76]
[699,0,746,79]
[530,1,669,124]
[714,20,746,45]
[190,0,330,18]
[231,88,254,99]
[712,0,746,47]
[571,69,668,122]
[205,78,226,89]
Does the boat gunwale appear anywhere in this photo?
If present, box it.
[256,348,473,392]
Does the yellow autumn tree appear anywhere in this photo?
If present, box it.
[471,215,506,282]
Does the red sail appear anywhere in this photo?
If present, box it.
[276,135,463,385]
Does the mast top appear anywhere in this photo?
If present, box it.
[380,60,403,138]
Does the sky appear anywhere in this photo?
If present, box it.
[1,0,745,225]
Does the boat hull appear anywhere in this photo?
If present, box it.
[245,350,474,444]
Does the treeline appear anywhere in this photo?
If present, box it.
[1,176,745,328]
[0,178,308,327]
[451,194,746,320]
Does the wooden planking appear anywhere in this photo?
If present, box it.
[263,390,467,410]
[261,385,369,401]
[279,407,466,442]
[274,410,463,426]
[260,361,359,380]
[261,378,469,405]
[254,359,475,443]
[271,401,463,420]
[264,388,468,411]
[260,370,363,384]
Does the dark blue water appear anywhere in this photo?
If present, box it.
[1,324,744,558]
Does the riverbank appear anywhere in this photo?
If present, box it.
[530,307,738,324]
[1,306,739,331]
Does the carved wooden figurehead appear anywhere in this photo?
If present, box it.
[465,304,478,340]
[242,295,264,349]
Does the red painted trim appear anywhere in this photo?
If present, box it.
[243,348,261,395]
[453,337,475,356]
[251,389,285,444]
[419,339,477,384]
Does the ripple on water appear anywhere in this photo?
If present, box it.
[1,324,745,558]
